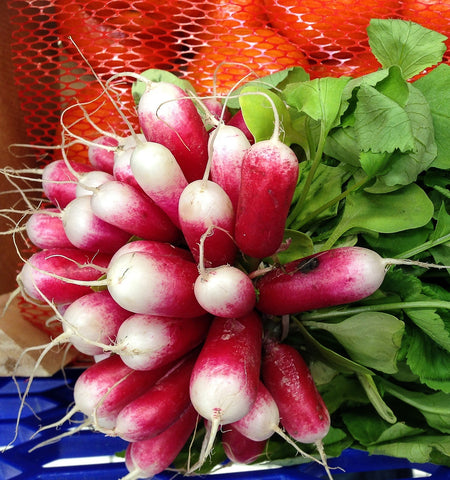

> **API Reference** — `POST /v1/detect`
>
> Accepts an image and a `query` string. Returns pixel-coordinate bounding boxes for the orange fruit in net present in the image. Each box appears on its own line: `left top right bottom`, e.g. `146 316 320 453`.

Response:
186 27 309 96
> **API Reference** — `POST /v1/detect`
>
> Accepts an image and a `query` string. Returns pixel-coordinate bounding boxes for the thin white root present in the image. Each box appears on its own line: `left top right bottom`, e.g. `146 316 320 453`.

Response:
188 417 220 473
272 425 328 468
315 440 334 480
28 421 87 452
385 257 450 270
30 404 80 438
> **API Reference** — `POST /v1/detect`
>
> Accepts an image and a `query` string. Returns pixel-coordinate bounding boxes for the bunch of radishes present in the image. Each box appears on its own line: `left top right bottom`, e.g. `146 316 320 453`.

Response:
9 74 415 480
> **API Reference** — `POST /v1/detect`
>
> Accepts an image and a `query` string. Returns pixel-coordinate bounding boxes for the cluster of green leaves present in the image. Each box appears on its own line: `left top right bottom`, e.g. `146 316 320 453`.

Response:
232 18 450 467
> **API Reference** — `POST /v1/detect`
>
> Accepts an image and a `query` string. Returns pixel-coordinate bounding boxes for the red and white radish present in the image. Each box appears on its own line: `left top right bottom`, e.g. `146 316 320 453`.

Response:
88 134 118 174
234 136 299 259
262 338 332 480
109 239 193 264
123 403 198 480
194 263 256 318
62 195 131 253
42 159 93 208
256 246 389 316
227 109 254 144
18 247 110 305
106 250 205 317
75 169 115 197
113 134 146 191
89 180 180 243
73 355 174 431
114 351 197 441
114 313 211 371
209 124 251 211
178 179 236 267
222 425 266 465
130 140 188 228
188 311 263 471
137 81 209 182
25 208 73 249
62 290 131 356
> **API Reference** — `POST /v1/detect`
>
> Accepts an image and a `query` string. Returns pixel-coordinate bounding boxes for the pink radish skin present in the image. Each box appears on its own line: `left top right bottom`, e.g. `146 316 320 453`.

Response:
18 247 111 304
235 139 299 259
74 355 173 430
256 246 388 316
110 239 193 264
188 311 263 471
62 290 131 356
194 265 256 318
261 339 333 479
114 351 197 441
26 208 73 249
209 124 251 211
124 404 198 480
130 141 188 228
114 313 211 371
262 338 330 440
113 134 146 192
227 109 254 144
231 381 279 442
106 250 205 317
178 180 236 267
42 160 93 208
76 170 115 197
222 425 266 465
62 196 131 253
90 180 180 243
202 97 232 125
138 81 209 182
88 135 118 174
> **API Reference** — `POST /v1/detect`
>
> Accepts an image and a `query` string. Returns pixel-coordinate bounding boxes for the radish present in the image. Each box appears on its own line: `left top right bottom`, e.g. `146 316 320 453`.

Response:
109 239 193 264
256 246 434 316
114 313 211 371
178 179 236 267
42 159 93 208
222 425 266 465
130 140 188 228
209 124 251 211
75 169 115 197
234 137 299 259
28 355 176 450
88 134 118 174
193 230 256 317
17 247 110 305
113 134 147 192
123 403 198 480
106 250 205 317
89 180 180 243
25 208 73 249
137 81 209 182
114 351 197 441
231 380 323 465
73 355 174 431
202 97 232 125
261 338 332 480
62 195 131 253
227 109 255 144
62 290 131 356
188 311 263 471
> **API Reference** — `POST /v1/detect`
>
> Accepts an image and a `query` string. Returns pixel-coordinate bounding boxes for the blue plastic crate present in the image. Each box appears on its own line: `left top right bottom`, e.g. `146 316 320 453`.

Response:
0 369 448 480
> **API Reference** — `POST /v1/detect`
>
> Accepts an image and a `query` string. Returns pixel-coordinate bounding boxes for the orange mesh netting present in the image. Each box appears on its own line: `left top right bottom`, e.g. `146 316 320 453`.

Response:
7 0 449 150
